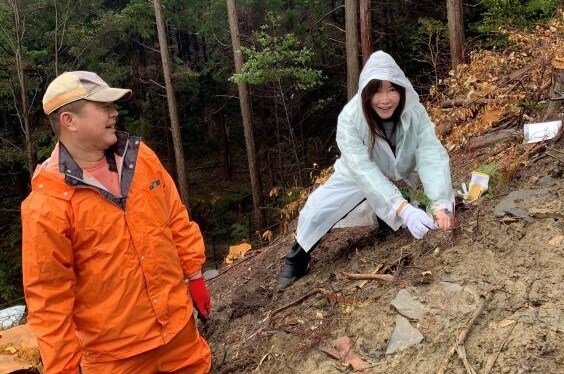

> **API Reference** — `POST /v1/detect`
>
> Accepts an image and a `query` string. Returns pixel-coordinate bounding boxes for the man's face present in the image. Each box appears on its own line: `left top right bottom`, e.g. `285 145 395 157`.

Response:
69 101 119 151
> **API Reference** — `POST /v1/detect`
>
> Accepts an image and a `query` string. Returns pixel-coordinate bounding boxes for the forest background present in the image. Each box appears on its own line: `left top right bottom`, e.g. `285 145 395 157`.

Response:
0 0 560 308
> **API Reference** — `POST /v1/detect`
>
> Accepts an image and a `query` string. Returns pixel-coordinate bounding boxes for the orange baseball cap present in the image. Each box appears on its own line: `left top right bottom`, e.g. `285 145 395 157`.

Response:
42 71 132 115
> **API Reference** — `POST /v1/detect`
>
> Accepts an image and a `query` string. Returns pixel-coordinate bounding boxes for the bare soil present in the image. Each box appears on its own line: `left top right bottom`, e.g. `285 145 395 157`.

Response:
202 135 563 374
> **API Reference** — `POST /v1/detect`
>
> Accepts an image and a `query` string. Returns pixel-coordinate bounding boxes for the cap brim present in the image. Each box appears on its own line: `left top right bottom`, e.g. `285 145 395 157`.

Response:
87 87 132 103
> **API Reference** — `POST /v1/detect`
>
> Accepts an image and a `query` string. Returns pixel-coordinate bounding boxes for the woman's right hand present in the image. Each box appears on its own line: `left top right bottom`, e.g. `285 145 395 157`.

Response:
434 209 454 229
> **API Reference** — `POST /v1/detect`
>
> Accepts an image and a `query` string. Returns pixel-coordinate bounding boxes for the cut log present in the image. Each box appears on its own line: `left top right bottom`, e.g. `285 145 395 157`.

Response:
441 98 490 108
467 129 519 150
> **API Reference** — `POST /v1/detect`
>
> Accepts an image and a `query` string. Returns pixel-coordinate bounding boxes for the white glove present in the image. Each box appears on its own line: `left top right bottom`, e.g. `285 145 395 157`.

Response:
399 205 438 239
456 171 489 203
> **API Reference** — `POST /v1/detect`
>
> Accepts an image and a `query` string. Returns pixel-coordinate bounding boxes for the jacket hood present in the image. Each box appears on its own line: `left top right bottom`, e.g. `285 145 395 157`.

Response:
358 51 419 112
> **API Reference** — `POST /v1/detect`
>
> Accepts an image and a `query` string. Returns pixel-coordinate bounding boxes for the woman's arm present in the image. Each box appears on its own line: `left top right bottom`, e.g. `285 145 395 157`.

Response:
412 104 455 228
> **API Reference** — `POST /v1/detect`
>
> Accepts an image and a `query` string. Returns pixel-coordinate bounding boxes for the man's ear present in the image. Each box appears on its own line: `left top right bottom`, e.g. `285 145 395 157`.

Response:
59 111 78 132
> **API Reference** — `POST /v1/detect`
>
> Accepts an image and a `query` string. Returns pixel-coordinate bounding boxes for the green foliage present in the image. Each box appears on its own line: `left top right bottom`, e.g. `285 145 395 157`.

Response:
483 0 558 31
0 123 26 166
0 218 22 305
230 13 323 91
418 17 448 40
122 115 152 138
399 188 433 212
519 98 547 115
410 17 449 83
207 191 252 243
468 0 559 47
229 222 250 243
476 162 500 176
0 145 25 168
476 162 503 194
120 0 156 39
33 128 56 163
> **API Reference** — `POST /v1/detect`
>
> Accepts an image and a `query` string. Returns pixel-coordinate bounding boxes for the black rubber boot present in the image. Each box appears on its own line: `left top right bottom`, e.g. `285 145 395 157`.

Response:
277 242 311 289
375 216 392 239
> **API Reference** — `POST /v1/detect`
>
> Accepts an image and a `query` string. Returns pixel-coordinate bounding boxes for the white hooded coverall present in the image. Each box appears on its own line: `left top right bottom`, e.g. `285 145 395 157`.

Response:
296 51 454 252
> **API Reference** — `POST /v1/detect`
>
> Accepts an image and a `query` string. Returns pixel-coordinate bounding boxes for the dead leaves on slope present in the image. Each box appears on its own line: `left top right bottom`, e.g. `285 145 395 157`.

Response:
428 19 563 151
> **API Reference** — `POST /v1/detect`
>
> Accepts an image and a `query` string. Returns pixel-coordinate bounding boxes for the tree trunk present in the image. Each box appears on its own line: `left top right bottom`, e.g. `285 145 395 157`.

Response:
219 113 232 182
345 0 359 99
11 0 35 180
227 0 265 231
54 0 59 76
153 0 190 203
446 0 466 69
359 0 372 65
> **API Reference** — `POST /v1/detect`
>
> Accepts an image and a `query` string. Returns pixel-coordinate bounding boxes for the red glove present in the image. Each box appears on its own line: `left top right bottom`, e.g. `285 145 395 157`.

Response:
188 277 211 321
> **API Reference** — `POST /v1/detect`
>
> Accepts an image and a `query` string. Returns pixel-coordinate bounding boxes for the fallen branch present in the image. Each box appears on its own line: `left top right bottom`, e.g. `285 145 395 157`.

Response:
253 351 270 372
437 290 495 374
546 146 564 155
355 264 383 289
209 243 278 284
483 317 520 374
245 311 273 341
498 57 547 85
458 291 494 344
341 272 395 282
546 150 564 163
456 344 477 374
270 288 326 317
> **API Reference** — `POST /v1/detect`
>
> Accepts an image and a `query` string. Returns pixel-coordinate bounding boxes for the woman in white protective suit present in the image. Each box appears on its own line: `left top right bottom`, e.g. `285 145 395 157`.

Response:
277 51 455 289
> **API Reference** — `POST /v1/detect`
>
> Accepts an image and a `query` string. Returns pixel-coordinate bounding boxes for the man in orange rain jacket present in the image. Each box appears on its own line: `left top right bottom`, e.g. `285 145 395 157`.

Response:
21 71 212 373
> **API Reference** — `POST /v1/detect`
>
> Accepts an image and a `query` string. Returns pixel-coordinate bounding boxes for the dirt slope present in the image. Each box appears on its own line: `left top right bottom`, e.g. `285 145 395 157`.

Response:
202 20 563 374
203 145 562 373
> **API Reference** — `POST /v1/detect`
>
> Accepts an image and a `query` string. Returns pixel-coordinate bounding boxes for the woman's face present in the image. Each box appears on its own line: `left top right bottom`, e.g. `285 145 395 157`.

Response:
370 81 401 120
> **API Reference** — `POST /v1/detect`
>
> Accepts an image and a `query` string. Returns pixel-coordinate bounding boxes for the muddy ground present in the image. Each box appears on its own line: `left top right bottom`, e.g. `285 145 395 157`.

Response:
202 134 563 374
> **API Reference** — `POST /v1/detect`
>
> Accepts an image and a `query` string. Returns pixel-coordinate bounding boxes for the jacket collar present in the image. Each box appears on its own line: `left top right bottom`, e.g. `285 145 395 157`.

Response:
58 131 133 187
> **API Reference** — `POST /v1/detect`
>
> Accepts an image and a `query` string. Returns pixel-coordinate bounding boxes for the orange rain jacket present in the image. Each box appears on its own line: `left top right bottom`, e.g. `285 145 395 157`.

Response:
22 132 207 374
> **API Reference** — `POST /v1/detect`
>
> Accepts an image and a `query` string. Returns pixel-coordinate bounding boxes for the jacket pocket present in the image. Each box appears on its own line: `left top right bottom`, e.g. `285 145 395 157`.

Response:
141 171 170 226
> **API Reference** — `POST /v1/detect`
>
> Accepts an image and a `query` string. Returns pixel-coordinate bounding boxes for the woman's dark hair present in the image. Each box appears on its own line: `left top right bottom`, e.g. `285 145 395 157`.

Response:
361 79 406 159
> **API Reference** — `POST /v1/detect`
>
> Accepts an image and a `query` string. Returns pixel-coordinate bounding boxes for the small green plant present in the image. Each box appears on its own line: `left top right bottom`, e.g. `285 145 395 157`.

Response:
475 162 503 195
475 162 500 176
519 99 547 116
399 187 433 212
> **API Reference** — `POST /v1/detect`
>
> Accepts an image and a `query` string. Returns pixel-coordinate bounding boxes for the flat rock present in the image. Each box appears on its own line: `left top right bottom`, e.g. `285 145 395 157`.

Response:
385 315 424 355
391 289 427 321
494 188 550 220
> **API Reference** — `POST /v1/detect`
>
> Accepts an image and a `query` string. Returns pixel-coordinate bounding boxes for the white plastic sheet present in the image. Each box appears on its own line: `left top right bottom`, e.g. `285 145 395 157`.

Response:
523 120 562 143
0 305 26 329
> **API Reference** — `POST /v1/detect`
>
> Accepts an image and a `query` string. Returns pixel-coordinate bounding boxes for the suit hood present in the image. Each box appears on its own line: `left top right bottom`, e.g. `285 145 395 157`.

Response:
358 51 419 112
